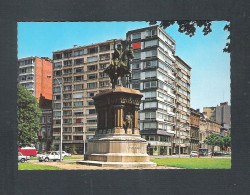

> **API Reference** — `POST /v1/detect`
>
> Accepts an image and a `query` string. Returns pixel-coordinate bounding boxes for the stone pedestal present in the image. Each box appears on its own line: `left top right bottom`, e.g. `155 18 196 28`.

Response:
78 87 156 168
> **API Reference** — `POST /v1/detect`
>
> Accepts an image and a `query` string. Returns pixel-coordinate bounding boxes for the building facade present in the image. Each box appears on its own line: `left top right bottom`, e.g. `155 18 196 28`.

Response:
190 108 200 151
52 40 123 154
126 26 177 155
173 56 191 154
216 102 231 129
203 106 216 121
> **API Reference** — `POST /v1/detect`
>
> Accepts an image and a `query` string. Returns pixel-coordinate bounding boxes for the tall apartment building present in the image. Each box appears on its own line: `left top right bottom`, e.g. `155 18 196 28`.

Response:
18 57 53 152
18 56 53 101
216 102 231 129
52 40 123 154
174 56 191 154
126 26 177 156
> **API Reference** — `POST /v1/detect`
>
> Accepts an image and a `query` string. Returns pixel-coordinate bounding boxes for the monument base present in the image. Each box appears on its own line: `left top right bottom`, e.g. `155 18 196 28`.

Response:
77 160 157 168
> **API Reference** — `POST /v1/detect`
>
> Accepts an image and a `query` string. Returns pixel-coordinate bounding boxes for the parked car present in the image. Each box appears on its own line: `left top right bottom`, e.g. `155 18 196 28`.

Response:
39 151 63 162
18 152 30 163
190 151 198 157
55 151 71 157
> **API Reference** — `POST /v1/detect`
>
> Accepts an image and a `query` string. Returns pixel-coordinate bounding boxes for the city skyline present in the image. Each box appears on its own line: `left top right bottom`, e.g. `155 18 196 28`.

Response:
18 21 230 110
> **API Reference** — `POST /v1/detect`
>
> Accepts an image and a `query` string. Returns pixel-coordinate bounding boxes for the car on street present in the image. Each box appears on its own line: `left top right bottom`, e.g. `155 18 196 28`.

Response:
55 151 71 157
18 152 30 163
39 151 63 162
190 151 198 157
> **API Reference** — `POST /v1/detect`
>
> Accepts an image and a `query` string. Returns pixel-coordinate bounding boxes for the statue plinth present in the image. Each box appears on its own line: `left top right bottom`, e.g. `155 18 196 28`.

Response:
78 86 156 168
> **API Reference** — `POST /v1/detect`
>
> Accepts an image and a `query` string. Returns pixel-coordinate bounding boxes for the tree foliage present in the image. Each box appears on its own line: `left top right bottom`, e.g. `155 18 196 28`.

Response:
17 84 42 147
148 20 230 53
204 133 231 152
223 135 231 148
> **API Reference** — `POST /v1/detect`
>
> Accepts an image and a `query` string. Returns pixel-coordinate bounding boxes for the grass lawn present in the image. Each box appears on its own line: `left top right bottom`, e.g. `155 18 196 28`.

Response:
18 163 65 170
64 156 83 160
151 158 231 169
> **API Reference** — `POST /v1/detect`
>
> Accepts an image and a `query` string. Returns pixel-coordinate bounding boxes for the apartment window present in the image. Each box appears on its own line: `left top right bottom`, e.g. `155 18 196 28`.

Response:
53 78 62 85
64 69 72 75
74 67 84 73
53 53 62 60
99 81 109 87
144 122 157 129
74 110 83 116
54 70 62 76
64 86 72 92
74 101 83 107
87 128 96 132
100 54 110 61
132 72 140 80
47 127 51 138
74 127 83 132
74 58 84 65
144 102 157 109
145 112 156 119
132 83 140 90
64 52 72 58
144 60 157 68
87 56 98 63
132 33 141 40
74 136 83 140
144 91 156 99
74 50 84 57
53 95 61 100
53 111 61 117
64 60 72 66
132 63 140 70
41 116 46 124
47 116 51 123
146 29 157 37
99 72 108 78
134 52 141 60
159 40 172 55
73 93 84 99
87 91 97 97
54 120 61 125
87 109 96 115
63 77 72 83
87 101 94 106
63 110 72 116
54 62 62 68
99 44 110 52
63 127 72 133
63 102 72 108
87 118 97 123
74 84 83 91
159 51 172 65
87 74 97 80
53 87 61 93
74 76 84 82
99 63 108 70
145 50 157 58
145 39 158 48
53 103 61 109
87 82 97 89
63 94 72 100
144 81 157 89
87 65 97 71
87 47 98 54
145 70 156 78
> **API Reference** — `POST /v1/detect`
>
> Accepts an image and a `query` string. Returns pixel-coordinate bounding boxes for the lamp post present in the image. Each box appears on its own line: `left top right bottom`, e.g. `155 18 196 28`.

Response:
48 75 63 162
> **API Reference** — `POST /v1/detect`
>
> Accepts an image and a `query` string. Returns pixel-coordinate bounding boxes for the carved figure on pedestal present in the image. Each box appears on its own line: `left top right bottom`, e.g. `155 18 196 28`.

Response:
123 114 133 134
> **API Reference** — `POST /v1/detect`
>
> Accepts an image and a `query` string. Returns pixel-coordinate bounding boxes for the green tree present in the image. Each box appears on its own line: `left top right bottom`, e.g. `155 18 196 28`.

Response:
148 20 230 53
223 135 231 150
17 84 42 147
204 133 222 154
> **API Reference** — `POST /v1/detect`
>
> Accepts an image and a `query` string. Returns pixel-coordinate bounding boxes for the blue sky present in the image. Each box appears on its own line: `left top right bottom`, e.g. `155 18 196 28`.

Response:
18 22 230 110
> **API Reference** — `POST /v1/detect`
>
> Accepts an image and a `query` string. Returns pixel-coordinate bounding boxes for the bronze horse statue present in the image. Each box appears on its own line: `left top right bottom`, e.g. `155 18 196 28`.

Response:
104 46 134 88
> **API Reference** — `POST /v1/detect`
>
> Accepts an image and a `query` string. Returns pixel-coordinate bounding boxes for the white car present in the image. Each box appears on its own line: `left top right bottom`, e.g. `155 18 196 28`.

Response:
39 151 63 162
56 151 71 157
190 151 198 157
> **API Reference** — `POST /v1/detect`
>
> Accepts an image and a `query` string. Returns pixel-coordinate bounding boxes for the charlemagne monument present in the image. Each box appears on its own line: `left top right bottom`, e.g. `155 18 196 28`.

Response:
78 40 156 167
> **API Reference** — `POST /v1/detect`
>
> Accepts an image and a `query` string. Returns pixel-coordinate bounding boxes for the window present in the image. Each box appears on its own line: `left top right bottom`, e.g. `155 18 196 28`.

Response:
53 78 62 85
87 74 97 80
144 102 157 109
159 51 172 65
146 29 157 37
144 60 157 68
145 70 156 78
47 116 51 123
64 60 72 66
99 63 108 70
63 77 72 83
132 72 140 79
74 76 84 82
87 56 98 63
144 91 156 99
132 63 140 70
53 70 61 76
87 91 97 97
63 127 72 133
63 94 72 100
132 83 140 90
87 101 94 106
87 47 98 54
53 111 61 117
41 116 45 124
74 50 84 56
53 87 60 93
87 82 97 89
144 122 157 129
53 103 61 109
53 95 61 100
87 118 97 123
100 54 110 61
99 81 109 87
73 93 84 99
74 58 84 65
87 109 96 115
87 65 97 71
64 69 72 74
145 50 157 58
64 110 72 116
99 72 108 78
74 67 84 73
64 52 72 58
64 86 72 92
145 112 156 119
99 44 110 52
63 102 72 108
132 33 141 40
74 84 83 91
144 81 157 89
53 53 62 60
74 101 83 107
74 127 83 132
134 52 141 59
145 39 158 48
53 62 62 69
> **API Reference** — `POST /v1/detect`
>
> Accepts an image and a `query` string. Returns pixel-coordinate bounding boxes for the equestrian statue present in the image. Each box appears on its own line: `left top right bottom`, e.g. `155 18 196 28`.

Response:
104 40 134 88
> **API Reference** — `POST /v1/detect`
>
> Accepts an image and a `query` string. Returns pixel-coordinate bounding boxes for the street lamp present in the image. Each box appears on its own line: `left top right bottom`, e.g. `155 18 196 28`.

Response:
48 75 63 162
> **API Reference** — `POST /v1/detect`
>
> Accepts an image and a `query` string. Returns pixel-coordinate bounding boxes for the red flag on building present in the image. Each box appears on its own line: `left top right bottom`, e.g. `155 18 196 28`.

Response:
132 42 141 49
